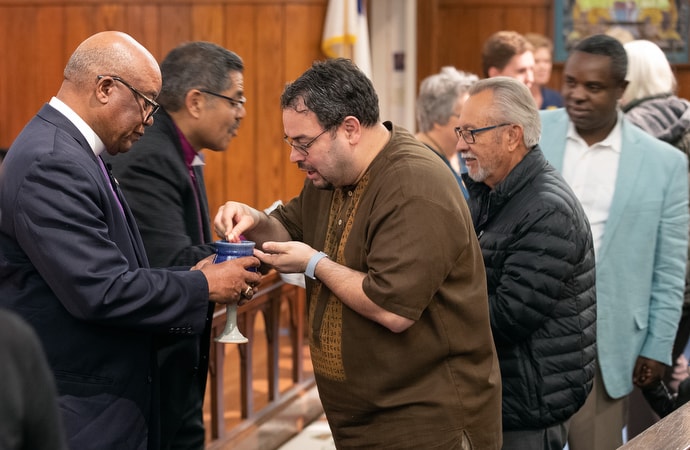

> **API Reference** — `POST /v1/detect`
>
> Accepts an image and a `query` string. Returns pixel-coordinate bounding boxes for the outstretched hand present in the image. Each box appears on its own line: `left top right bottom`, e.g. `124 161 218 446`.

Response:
214 201 258 243
255 241 318 274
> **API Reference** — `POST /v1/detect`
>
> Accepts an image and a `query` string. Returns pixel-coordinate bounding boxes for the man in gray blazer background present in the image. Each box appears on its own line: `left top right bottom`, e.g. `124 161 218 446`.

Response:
539 34 688 449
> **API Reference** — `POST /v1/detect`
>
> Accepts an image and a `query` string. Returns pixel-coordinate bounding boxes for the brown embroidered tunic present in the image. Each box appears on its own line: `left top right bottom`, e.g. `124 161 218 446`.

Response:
271 122 502 449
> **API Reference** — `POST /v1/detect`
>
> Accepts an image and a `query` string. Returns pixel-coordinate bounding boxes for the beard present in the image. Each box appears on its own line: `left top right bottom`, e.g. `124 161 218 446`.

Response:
460 151 488 184
466 164 489 184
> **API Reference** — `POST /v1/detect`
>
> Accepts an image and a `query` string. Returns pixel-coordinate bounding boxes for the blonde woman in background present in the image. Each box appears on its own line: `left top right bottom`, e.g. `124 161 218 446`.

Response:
525 33 563 110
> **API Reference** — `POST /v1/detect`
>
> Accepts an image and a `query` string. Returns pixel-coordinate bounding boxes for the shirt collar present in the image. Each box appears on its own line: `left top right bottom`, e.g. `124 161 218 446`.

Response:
174 123 204 168
566 110 624 153
49 97 107 156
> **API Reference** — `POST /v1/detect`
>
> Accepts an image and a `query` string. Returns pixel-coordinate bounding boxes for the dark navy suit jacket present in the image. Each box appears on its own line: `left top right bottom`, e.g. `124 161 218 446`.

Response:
0 104 210 449
106 110 217 443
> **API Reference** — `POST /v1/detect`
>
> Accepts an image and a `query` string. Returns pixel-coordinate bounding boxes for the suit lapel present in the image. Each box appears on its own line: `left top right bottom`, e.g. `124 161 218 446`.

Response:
41 104 150 268
540 111 643 263
110 172 149 268
596 122 644 262
192 164 212 242
539 110 569 171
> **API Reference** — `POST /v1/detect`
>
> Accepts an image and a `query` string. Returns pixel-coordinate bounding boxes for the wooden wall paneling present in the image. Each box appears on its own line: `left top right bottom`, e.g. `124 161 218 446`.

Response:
259 1 331 211
63 5 99 57
125 5 161 58
530 1 554 36
222 3 258 214
0 6 17 145
5 6 44 145
479 7 518 34
504 9 539 34
436 4 485 78
212 3 259 215
35 7 65 113
0 8 7 146
416 0 440 93
421 0 558 95
281 6 329 112
159 3 192 60
94 3 126 31
192 5 226 50
470 7 514 43
253 3 287 212
190 4 233 219
280 2 328 204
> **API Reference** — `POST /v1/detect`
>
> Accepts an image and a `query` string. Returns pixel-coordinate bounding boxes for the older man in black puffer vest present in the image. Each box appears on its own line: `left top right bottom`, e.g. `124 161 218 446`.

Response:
457 76 596 450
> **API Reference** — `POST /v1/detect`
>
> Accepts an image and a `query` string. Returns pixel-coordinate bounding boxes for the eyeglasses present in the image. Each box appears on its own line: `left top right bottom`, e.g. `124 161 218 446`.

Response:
97 75 160 122
284 128 329 156
454 123 511 144
199 90 246 110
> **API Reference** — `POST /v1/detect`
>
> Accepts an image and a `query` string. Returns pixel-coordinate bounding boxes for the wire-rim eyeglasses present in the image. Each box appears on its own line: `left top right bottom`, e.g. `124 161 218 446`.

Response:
283 128 330 156
454 123 512 144
97 75 160 122
199 89 246 110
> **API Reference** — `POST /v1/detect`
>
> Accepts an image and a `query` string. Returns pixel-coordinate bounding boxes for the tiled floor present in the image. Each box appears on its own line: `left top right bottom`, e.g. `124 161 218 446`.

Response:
219 382 329 450
277 413 335 450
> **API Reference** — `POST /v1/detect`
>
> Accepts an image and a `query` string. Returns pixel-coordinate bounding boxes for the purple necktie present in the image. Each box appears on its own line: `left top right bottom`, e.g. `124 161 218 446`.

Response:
97 156 125 217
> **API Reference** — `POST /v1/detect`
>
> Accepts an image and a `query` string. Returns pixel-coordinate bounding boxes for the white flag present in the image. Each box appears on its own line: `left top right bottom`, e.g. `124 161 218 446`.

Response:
322 0 372 79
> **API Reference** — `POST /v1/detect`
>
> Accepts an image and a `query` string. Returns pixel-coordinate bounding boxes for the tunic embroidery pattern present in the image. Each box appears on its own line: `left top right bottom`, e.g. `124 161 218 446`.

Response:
309 173 370 382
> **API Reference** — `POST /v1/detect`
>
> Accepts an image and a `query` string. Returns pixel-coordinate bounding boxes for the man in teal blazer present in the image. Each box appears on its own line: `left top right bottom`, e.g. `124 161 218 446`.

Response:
539 34 688 450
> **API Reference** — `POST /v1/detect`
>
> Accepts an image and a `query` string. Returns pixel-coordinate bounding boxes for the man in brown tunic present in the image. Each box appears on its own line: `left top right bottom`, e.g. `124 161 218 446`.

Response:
214 58 502 449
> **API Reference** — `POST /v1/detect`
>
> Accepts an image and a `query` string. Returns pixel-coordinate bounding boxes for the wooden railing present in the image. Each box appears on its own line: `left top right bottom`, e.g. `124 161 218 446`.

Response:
206 271 316 449
619 400 690 449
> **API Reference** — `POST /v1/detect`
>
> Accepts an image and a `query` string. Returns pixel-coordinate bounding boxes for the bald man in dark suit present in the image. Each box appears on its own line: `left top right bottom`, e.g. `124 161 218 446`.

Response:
0 31 261 450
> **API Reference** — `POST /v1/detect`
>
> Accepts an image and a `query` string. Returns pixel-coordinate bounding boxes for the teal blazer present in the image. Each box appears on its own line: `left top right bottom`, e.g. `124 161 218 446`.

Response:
539 108 688 399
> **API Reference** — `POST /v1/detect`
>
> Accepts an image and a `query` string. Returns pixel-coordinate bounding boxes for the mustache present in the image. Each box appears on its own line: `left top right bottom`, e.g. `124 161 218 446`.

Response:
297 162 315 171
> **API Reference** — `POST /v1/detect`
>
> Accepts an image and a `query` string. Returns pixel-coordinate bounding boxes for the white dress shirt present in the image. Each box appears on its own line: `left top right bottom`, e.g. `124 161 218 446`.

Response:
562 112 623 259
49 96 106 157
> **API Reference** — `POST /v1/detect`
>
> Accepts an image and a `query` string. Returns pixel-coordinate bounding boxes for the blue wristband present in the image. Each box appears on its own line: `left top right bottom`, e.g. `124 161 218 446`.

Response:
305 251 328 280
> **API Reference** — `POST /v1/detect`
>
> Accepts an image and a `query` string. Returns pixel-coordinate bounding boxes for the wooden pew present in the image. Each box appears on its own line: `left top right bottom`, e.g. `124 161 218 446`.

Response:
619 400 690 449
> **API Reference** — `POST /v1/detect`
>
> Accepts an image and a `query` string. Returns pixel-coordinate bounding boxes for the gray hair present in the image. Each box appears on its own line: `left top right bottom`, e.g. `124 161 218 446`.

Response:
157 41 244 111
468 77 541 147
416 66 479 132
